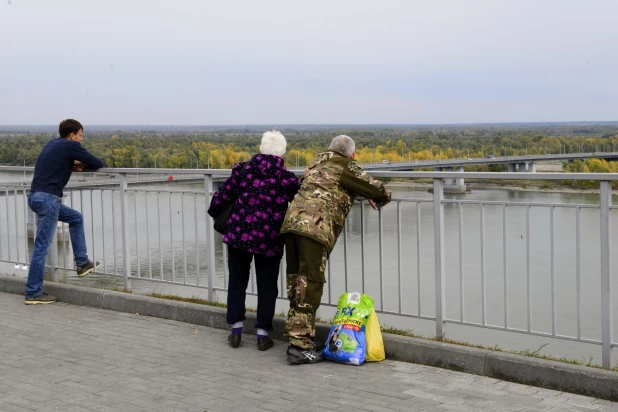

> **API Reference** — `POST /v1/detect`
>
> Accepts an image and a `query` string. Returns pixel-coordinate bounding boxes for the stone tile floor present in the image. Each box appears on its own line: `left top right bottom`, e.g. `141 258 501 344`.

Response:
1 292 616 412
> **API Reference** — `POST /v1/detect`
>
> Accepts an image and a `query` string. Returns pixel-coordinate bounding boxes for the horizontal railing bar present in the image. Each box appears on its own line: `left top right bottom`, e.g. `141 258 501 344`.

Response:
0 166 235 177
0 186 28 191
72 271 212 289
444 319 602 345
368 171 617 181
442 199 601 209
128 188 207 195
2 166 617 181
0 259 30 266
1 185 601 210
66 187 216 196
365 197 432 204
392 198 433 202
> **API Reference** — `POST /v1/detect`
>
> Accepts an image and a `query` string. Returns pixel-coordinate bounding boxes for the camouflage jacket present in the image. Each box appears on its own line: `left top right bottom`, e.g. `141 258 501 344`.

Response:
280 150 392 253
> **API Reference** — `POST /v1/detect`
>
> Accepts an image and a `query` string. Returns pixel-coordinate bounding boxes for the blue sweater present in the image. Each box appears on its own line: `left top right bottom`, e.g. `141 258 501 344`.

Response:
30 138 104 197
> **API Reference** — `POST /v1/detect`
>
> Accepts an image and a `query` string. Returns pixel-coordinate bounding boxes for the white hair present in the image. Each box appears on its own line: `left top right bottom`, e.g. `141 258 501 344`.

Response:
260 130 287 157
329 135 356 158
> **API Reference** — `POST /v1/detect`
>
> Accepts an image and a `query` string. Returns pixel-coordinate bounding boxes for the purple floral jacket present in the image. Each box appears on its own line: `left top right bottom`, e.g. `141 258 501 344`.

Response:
207 154 300 258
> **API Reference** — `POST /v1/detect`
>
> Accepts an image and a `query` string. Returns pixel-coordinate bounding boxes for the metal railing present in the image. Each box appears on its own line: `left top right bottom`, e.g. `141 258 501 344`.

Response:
0 166 615 369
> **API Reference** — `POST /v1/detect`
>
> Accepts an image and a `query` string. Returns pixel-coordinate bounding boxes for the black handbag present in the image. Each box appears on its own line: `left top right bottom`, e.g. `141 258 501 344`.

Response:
213 161 249 234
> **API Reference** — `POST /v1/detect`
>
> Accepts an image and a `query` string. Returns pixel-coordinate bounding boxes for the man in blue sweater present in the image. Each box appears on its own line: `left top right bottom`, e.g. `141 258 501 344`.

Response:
25 119 104 305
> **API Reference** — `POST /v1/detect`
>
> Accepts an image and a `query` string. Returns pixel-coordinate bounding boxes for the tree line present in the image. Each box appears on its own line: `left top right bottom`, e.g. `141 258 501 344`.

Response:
1 125 617 170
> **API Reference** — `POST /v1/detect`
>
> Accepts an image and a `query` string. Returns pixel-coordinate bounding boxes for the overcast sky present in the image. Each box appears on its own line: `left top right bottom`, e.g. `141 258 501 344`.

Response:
1 0 617 125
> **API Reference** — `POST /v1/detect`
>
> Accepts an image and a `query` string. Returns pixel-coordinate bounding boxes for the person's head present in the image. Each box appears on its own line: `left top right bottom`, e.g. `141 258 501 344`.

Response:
329 135 355 159
59 119 83 142
260 130 287 157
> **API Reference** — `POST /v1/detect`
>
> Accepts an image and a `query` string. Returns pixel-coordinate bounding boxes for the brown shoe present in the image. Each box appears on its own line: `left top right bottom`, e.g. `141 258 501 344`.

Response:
76 261 99 277
25 293 58 305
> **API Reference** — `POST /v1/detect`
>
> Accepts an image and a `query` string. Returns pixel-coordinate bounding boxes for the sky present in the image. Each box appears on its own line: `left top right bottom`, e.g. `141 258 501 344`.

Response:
1 0 617 125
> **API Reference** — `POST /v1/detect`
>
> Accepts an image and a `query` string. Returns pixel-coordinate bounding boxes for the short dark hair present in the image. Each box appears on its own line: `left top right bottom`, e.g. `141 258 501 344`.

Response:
59 119 83 138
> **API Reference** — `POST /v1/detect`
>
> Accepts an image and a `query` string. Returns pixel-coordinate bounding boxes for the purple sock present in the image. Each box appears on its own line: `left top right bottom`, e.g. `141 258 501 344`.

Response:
231 327 242 335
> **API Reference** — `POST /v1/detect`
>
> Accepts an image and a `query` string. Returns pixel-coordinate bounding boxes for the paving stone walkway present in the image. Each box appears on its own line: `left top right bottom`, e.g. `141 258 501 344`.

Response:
1 292 617 412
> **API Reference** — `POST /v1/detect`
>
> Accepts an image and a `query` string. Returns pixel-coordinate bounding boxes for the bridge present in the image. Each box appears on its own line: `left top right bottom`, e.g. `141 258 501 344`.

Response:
363 152 618 193
1 166 618 408
363 152 618 171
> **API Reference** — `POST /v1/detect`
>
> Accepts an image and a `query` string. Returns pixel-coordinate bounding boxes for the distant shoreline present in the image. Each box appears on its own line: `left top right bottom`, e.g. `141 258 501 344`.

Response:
1 121 618 134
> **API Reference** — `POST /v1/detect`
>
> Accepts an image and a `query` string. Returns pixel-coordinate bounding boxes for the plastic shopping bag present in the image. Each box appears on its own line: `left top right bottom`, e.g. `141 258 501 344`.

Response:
365 308 385 362
323 292 374 365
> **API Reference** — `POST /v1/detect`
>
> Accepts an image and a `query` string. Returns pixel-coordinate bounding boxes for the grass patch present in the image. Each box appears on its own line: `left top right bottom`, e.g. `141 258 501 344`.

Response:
104 287 132 293
145 292 261 312
378 325 606 369
92 279 132 293
380 324 423 338
146 292 226 308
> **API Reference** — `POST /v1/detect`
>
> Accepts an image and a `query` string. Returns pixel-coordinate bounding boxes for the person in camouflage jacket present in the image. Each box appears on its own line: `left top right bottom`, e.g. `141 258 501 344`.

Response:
280 135 392 364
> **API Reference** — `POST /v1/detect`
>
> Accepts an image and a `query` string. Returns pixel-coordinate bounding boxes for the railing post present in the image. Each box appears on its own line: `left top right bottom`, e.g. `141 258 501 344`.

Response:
600 180 614 369
50 229 59 282
433 178 446 338
119 173 131 291
204 174 216 302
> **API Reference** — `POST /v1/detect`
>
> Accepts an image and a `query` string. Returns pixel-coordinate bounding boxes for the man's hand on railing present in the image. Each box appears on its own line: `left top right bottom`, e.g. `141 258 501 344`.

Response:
369 199 391 210
368 200 381 210
73 160 86 172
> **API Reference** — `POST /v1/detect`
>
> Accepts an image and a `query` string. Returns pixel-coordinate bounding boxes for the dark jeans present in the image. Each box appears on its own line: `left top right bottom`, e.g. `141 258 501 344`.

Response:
226 246 281 331
26 191 90 299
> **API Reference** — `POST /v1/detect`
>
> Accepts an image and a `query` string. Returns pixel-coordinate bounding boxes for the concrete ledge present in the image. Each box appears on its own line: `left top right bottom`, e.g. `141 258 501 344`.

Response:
175 301 226 329
47 282 106 308
0 275 27 295
1 275 617 401
383 333 487 375
486 351 618 401
102 292 153 316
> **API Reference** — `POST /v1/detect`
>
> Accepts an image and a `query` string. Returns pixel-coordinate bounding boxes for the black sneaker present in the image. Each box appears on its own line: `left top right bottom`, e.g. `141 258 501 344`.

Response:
286 345 324 364
257 336 274 351
76 261 99 277
25 293 58 305
228 332 241 348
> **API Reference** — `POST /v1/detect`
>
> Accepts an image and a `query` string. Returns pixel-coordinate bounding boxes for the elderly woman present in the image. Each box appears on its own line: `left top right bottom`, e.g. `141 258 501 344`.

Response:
208 131 301 351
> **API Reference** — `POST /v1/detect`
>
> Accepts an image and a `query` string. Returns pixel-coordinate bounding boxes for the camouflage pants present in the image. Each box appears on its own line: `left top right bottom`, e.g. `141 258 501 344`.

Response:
284 234 327 349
